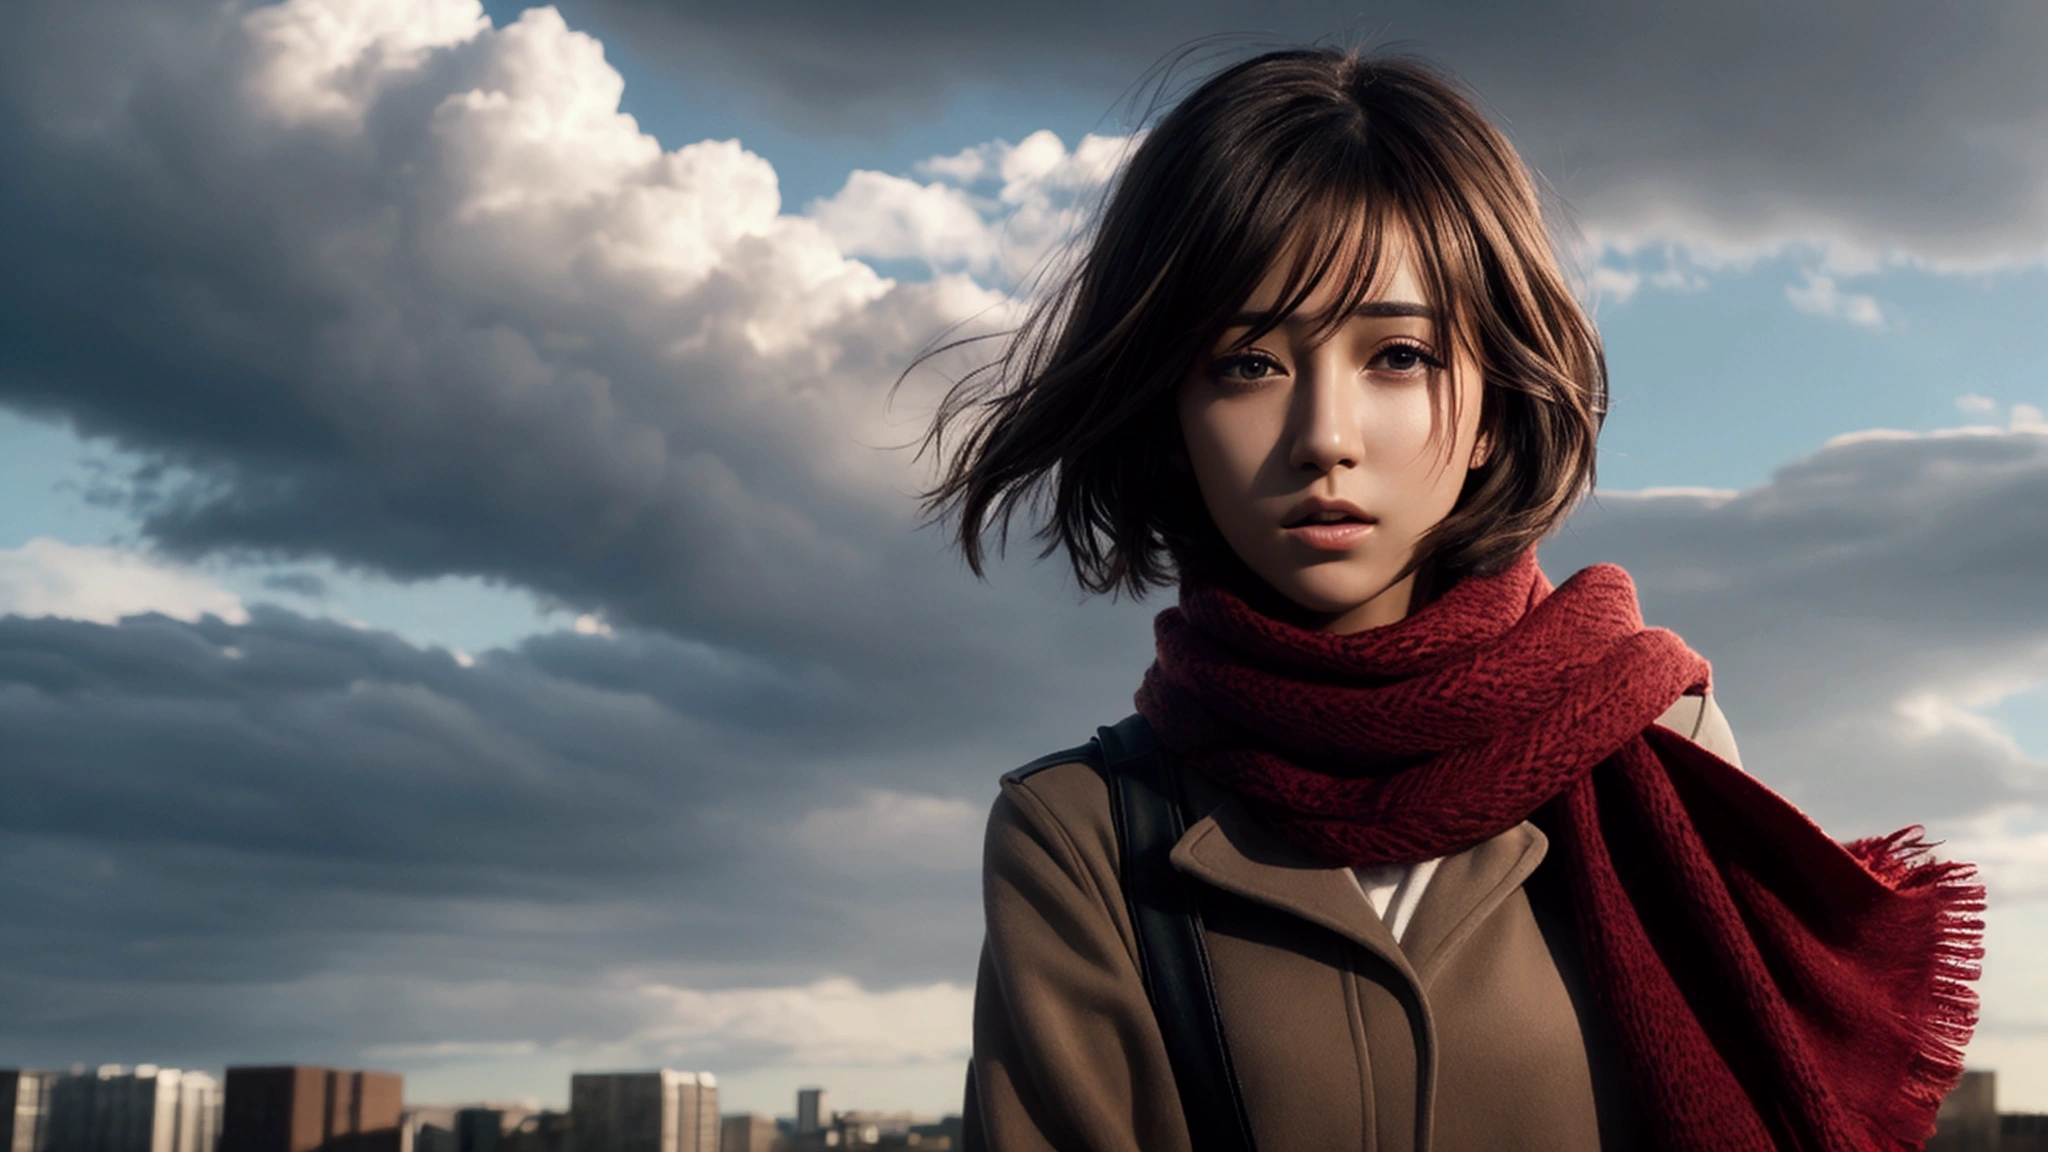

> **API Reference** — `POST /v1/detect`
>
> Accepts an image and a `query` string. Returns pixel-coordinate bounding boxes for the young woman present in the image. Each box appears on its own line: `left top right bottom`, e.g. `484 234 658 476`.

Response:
926 49 1982 1152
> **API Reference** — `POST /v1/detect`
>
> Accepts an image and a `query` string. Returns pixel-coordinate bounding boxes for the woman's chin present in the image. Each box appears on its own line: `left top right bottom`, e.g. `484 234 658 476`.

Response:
1265 568 1408 627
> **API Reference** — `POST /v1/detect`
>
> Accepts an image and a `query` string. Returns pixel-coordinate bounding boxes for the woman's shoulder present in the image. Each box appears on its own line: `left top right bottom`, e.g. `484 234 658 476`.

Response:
991 725 1225 854
998 748 1111 820
1653 690 1743 767
983 748 1137 956
989 746 1121 879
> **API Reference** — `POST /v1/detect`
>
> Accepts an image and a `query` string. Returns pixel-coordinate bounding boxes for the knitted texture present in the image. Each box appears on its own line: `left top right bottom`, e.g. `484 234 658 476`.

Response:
1135 551 1983 1150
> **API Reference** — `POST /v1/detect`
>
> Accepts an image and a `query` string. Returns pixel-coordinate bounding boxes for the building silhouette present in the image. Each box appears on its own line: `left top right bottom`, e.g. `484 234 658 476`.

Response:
498 1113 564 1152
2010 1115 2048 1152
396 1108 453 1152
791 1093 823 1140
3 1072 61 1152
566 1073 714 1152
399 1100 541 1152
38 1067 219 1152
451 1105 542 1152
711 1116 773 1152
220 1068 400 1152
1929 1070 2048 1152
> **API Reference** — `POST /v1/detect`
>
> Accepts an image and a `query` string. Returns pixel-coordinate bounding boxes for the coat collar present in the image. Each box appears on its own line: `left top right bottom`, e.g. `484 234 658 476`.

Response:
1168 792 1549 986
1398 821 1548 984
1170 794 1418 980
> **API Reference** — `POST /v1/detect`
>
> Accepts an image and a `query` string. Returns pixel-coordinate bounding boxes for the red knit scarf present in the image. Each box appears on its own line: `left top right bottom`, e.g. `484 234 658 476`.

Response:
1134 550 1983 1151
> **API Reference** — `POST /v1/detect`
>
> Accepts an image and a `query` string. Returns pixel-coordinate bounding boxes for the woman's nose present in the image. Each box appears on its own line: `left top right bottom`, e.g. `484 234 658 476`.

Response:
1286 358 1362 475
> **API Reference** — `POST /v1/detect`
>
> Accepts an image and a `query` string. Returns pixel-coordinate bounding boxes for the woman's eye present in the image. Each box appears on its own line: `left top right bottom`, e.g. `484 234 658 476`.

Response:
1210 353 1283 384
1373 343 1442 374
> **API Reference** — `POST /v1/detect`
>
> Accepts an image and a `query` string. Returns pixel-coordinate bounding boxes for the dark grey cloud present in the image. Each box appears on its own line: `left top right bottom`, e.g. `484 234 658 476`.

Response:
0 603 1047 1075
582 0 2048 264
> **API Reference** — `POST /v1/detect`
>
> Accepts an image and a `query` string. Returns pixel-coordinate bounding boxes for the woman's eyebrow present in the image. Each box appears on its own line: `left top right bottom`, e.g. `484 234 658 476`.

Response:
1352 301 1435 319
1225 301 1437 326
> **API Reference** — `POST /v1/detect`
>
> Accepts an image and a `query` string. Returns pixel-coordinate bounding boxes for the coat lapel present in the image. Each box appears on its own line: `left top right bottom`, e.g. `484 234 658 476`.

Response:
1169 796 1550 987
1169 796 1420 985
1396 822 1548 985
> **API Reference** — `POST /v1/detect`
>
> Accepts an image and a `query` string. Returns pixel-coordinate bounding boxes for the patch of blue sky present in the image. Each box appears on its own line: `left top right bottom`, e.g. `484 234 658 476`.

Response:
0 409 138 546
1593 256 2048 492
1985 681 2048 763
848 255 966 285
210 562 579 658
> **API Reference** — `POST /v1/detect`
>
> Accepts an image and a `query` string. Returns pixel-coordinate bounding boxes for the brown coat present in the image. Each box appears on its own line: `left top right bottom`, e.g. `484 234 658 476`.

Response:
966 694 1742 1152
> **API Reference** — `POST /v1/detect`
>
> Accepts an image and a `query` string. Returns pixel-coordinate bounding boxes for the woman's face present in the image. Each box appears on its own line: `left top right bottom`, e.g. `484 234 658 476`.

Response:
1177 234 1486 633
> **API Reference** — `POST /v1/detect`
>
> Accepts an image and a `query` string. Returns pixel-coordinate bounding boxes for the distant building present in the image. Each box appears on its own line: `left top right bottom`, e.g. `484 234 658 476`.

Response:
397 1109 453 1152
169 1076 221 1152
792 1093 824 1139
2009 1113 2048 1152
829 1113 954 1151
450 1112 495 1152
400 1101 535 1152
712 1116 773 1152
41 1066 219 1152
1932 1070 2000 1152
1928 1069 2048 1152
829 1113 905 1149
907 1118 960 1151
567 1073 716 1152
220 1068 401 1152
451 1107 541 1152
499 1113 564 1152
3 1071 62 1152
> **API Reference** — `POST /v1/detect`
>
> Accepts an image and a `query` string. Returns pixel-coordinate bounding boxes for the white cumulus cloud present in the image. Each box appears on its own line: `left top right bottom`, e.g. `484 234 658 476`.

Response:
242 0 489 128
0 538 247 624
808 171 1002 274
794 789 983 873
1784 268 1885 327
812 129 1136 287
1589 264 1641 304
635 976 972 1068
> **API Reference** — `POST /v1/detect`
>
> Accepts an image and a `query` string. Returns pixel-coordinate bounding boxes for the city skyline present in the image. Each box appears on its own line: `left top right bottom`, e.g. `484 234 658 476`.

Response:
2 1065 957 1152
2 1067 940 1129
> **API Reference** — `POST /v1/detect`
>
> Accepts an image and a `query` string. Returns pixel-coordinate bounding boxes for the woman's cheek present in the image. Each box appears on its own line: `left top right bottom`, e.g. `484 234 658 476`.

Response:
1186 400 1276 528
1358 383 1440 470
1368 389 1469 516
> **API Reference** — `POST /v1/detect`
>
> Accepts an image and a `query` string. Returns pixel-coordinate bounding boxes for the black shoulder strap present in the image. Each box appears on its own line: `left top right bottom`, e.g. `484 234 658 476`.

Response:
1001 742 1096 785
1098 714 1258 1152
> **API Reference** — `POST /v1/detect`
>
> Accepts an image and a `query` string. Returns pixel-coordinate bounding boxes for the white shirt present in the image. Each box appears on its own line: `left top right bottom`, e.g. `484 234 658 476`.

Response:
1351 857 1442 942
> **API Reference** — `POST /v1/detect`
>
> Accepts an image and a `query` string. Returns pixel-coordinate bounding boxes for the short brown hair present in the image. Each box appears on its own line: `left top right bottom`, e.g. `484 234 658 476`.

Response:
921 48 1606 598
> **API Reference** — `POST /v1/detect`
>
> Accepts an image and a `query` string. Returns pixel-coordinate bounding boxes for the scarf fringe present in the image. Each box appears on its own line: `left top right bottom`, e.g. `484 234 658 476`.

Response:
1845 827 1987 1147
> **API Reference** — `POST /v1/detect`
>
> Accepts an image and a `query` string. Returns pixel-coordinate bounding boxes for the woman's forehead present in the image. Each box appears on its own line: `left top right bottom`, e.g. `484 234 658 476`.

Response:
1235 227 1436 323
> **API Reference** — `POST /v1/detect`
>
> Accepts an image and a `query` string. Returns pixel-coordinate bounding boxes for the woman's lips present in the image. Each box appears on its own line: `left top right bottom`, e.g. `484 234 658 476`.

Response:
1284 520 1375 550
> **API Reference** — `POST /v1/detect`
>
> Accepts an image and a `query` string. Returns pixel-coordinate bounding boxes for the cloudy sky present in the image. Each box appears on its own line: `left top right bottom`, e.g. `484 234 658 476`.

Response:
2 0 2046 1120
